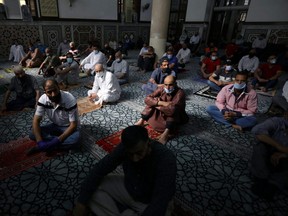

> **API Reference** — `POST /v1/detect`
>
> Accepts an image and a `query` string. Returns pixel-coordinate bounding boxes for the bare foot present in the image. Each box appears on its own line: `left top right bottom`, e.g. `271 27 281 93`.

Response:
232 124 243 132
135 119 145 126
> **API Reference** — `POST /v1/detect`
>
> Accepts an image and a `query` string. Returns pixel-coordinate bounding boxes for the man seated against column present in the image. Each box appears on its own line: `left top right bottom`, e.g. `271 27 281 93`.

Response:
28 79 80 155
176 42 191 69
37 47 61 77
200 51 221 79
1 65 40 112
79 41 106 76
108 51 129 85
135 75 188 144
206 71 258 131
142 58 176 95
250 115 288 200
55 52 80 89
73 125 176 216
9 39 26 63
207 59 237 92
189 32 201 56
137 42 149 70
251 54 282 92
237 48 259 76
87 64 121 106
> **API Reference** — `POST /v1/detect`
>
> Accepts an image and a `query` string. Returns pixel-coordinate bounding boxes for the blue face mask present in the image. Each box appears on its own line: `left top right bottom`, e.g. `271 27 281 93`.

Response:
234 83 246 90
164 87 174 94
167 54 172 59
67 58 73 63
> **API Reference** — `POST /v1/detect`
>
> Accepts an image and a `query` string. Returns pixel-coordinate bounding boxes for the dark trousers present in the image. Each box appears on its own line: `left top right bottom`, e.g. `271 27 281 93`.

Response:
7 96 35 111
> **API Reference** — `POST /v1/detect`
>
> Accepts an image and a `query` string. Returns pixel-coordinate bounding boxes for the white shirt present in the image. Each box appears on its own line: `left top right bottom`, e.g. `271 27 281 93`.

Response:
176 48 191 63
9 44 26 63
36 91 78 127
282 81 288 102
88 71 121 103
252 38 267 49
238 55 259 73
139 47 148 56
80 51 106 70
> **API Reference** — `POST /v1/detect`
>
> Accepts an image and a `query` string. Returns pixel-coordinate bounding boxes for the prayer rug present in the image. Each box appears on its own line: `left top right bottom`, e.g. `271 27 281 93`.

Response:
59 83 81 91
77 97 103 116
0 137 51 180
4 68 13 73
194 85 217 99
255 88 276 97
95 125 162 153
79 72 88 78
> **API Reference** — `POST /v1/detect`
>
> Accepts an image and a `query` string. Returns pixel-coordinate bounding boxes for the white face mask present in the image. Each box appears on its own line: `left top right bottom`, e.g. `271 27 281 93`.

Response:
116 58 121 62
164 87 174 94
225 65 232 71
94 50 99 55
211 56 217 61
96 71 104 78
167 54 172 59
270 59 276 64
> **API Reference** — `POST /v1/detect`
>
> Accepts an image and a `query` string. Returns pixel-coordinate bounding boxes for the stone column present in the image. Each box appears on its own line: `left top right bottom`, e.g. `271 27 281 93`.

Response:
149 0 171 59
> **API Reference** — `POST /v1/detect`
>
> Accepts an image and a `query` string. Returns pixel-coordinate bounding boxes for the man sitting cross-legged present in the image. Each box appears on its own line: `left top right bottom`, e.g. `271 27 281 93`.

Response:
73 125 177 216
135 75 189 144
87 64 121 106
142 57 176 95
206 71 258 131
28 79 80 154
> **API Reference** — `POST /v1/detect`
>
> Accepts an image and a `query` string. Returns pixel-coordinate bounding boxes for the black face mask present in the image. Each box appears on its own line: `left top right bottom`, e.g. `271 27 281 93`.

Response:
48 93 61 103
183 48 187 50
249 53 255 58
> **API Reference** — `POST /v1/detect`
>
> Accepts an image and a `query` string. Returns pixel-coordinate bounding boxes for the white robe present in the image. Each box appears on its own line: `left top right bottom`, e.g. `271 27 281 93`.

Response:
9 45 26 63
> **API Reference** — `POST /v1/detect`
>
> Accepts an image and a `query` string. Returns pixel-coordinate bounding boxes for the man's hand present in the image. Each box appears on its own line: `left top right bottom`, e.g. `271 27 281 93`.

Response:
37 137 61 150
217 80 223 86
73 203 89 216
270 152 287 166
158 101 172 107
277 145 288 154
88 93 97 102
223 111 236 120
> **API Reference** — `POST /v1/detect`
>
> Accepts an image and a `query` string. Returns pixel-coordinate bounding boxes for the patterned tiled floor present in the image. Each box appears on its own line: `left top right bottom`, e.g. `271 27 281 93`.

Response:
1 51 287 216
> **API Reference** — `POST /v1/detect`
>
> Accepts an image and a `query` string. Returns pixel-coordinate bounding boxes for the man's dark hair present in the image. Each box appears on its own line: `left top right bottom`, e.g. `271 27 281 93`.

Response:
236 71 249 80
160 57 169 65
42 79 59 89
121 126 149 149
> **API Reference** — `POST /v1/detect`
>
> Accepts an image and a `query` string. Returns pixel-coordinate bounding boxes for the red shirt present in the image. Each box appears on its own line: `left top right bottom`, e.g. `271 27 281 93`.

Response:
203 58 221 74
259 63 282 79
225 43 238 57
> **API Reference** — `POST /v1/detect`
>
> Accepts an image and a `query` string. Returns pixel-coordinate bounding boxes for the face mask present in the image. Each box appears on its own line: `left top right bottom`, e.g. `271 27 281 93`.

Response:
167 54 172 59
67 58 73 63
211 56 217 61
270 59 276 64
94 50 99 54
183 48 187 50
96 71 104 78
48 93 61 103
116 58 121 63
164 87 174 94
234 83 246 90
225 65 232 71
249 53 255 58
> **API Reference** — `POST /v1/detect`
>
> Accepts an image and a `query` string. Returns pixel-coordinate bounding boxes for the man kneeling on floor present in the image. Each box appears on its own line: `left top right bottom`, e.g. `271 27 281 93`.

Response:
28 79 80 154
73 125 177 216
135 75 189 144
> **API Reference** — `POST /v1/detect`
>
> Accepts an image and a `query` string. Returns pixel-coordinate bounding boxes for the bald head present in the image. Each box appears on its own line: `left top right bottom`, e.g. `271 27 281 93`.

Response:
94 64 104 73
12 65 25 78
164 75 177 93
164 75 176 84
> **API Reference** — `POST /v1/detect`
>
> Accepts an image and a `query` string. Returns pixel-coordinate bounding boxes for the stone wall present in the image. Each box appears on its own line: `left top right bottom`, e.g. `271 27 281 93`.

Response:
0 21 150 59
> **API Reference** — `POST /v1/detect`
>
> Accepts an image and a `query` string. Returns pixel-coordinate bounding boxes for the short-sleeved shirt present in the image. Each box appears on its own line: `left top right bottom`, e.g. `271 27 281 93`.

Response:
259 63 282 80
36 91 78 127
212 68 237 82
151 68 176 84
252 117 288 147
61 60 80 84
9 74 39 99
203 58 221 74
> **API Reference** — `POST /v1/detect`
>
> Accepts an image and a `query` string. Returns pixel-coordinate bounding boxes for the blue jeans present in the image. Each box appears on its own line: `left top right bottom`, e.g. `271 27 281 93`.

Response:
251 78 277 90
207 80 221 92
206 105 257 129
29 123 80 148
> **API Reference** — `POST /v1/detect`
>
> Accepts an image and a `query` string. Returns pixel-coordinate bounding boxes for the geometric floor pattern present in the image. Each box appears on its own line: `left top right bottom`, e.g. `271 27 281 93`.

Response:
1 52 287 215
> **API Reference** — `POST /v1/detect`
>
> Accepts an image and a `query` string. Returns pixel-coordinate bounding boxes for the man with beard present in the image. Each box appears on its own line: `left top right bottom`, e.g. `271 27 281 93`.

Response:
206 72 258 131
1 65 40 112
141 58 176 95
73 125 176 216
28 79 80 154
136 75 188 144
